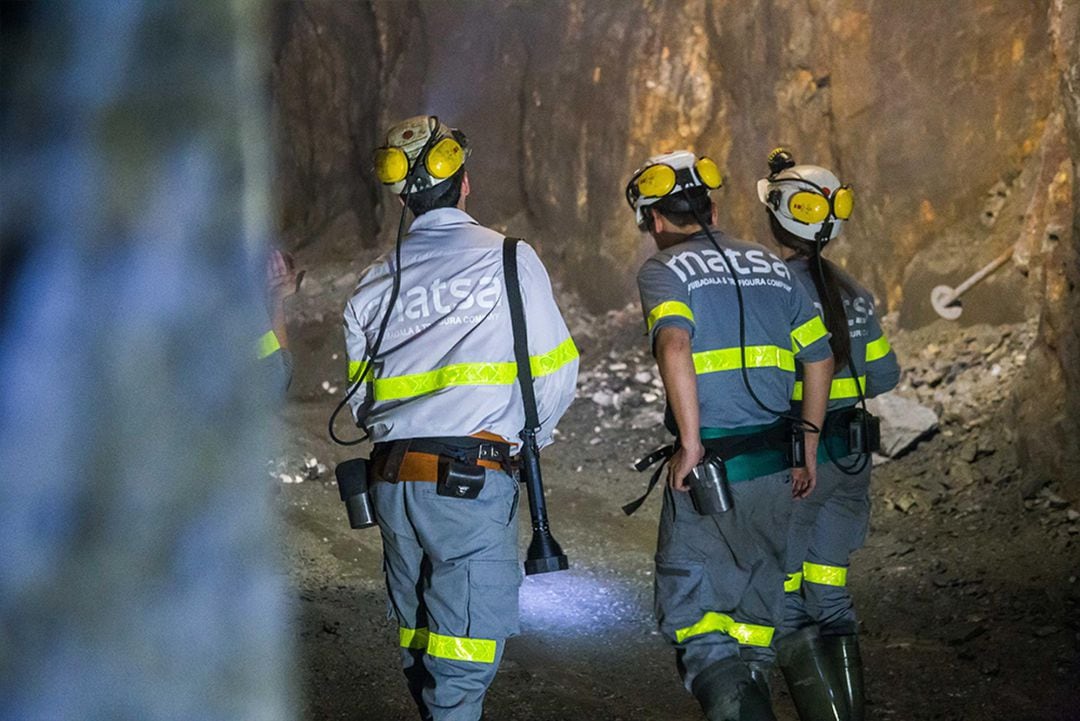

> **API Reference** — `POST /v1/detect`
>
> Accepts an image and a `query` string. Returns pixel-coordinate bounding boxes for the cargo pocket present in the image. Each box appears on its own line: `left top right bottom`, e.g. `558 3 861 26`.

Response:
654 560 705 642
467 559 523 639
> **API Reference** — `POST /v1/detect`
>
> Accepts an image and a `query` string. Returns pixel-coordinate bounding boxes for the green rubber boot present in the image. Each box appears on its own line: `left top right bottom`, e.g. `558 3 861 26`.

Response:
776 626 844 721
820 633 865 721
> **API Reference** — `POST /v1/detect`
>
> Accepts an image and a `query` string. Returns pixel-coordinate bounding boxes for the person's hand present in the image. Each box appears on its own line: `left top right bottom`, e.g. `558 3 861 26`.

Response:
667 442 705 492
791 456 817 499
266 249 300 303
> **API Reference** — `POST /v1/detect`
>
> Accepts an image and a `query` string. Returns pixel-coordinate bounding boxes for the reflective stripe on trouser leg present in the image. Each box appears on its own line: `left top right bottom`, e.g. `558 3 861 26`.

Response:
407 470 522 721
803 458 871 636
784 572 803 592
675 612 775 647
654 471 793 692
803 562 847 587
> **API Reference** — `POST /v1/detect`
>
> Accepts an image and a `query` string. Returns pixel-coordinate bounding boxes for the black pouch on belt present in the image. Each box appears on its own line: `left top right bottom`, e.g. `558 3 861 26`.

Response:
845 407 881 455
437 458 486 499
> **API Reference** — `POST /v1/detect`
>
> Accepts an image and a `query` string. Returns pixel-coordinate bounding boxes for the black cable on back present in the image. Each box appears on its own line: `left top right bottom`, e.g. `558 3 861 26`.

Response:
328 118 440 446
685 193 819 436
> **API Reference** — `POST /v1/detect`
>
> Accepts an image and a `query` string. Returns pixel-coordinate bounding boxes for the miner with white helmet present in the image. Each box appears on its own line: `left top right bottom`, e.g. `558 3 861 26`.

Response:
342 115 578 721
760 149 900 721
625 150 834 720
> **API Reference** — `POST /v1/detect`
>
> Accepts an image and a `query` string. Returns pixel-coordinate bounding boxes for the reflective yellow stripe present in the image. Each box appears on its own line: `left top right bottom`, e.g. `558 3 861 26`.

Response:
399 626 429 650
865 335 891 363
426 632 497 664
791 315 829 350
792 375 866 401
674 612 774 647
529 336 579 377
693 345 795 375
803 562 847 587
348 359 372 384
375 361 517 400
349 337 577 400
784 572 803 593
647 301 695 332
257 330 280 359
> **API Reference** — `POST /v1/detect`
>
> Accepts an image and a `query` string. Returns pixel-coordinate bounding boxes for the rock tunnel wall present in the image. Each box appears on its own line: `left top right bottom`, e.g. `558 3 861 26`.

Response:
272 1 1080 491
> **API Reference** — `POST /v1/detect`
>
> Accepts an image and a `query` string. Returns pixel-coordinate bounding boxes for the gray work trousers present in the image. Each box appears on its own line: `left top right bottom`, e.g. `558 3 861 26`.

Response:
371 469 522 721
654 470 793 691
779 456 871 638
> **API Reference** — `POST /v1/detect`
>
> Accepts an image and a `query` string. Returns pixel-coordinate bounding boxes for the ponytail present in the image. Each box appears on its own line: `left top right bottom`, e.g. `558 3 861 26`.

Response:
810 250 853 371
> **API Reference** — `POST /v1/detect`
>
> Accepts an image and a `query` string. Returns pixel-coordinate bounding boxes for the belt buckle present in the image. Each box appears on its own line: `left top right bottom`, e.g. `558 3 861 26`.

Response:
477 444 501 462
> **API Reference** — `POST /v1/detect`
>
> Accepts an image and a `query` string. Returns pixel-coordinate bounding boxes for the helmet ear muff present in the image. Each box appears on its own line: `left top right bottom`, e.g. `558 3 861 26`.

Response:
424 136 466 180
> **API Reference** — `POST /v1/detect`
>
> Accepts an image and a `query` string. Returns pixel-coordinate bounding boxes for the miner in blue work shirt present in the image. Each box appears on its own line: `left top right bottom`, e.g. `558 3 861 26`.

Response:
625 150 834 721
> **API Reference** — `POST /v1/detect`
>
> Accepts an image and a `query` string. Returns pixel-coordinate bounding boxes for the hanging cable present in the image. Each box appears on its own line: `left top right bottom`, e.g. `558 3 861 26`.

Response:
685 193 819 437
328 118 441 446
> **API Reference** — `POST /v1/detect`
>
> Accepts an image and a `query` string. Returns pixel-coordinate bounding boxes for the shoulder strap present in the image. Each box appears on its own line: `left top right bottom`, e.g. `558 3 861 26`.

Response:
502 237 540 432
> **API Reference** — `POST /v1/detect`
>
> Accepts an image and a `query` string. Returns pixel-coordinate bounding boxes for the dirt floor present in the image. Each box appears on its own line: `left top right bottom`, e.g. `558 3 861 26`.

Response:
273 271 1079 721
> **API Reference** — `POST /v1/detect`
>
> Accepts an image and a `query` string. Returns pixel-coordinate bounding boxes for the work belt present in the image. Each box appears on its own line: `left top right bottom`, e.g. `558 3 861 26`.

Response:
623 421 793 516
372 433 515 483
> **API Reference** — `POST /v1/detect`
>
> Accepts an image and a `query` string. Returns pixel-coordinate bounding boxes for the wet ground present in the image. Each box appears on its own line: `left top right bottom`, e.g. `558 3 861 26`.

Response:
276 309 1079 721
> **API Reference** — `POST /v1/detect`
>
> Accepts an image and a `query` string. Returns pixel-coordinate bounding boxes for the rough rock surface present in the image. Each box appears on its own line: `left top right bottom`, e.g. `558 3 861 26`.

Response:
272 0 1080 497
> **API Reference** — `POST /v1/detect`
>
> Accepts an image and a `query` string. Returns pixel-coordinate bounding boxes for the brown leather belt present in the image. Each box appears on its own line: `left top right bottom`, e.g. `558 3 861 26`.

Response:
373 432 513 483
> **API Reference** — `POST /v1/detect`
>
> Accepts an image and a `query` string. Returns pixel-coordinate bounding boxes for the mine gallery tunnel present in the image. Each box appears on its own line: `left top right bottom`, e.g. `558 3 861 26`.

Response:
1 2 1078 721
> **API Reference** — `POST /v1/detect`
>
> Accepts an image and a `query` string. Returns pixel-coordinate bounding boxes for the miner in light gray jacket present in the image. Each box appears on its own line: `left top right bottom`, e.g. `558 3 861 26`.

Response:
343 115 578 721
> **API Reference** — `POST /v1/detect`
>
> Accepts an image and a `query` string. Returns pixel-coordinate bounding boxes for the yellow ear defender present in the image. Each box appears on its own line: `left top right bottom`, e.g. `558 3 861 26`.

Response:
631 156 723 200
424 136 466 180
787 185 854 224
374 135 466 187
374 146 410 185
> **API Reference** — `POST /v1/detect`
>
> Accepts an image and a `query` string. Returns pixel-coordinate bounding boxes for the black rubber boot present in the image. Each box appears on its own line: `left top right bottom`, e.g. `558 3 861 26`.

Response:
776 626 844 721
820 633 865 721
692 657 746 721
739 662 777 721
691 657 777 721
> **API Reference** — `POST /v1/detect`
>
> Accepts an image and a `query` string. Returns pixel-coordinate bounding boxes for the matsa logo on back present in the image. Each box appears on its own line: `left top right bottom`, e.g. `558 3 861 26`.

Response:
362 276 503 325
665 248 791 284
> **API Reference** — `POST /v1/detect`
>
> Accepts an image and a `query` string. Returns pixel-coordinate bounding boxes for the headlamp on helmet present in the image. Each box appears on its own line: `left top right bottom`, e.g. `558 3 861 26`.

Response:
374 115 469 196
757 154 853 243
625 150 723 227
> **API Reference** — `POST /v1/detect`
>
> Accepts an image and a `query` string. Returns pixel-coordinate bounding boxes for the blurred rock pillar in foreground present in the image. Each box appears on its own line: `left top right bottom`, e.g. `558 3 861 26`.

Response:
0 2 291 719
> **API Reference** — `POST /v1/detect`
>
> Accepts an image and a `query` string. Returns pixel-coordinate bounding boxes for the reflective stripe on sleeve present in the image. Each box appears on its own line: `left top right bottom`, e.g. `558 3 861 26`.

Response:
784 572 803 593
865 335 892 363
674 612 775 647
791 316 829 350
646 301 695 332
791 375 867 401
803 562 848 587
529 336 579 377
357 336 578 401
693 345 795 375
399 626 430 650
426 632 497 664
257 330 281 359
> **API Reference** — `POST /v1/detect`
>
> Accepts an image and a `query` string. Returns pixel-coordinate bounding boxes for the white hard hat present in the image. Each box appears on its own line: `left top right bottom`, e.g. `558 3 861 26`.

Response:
757 160 853 243
625 150 723 226
374 115 469 196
